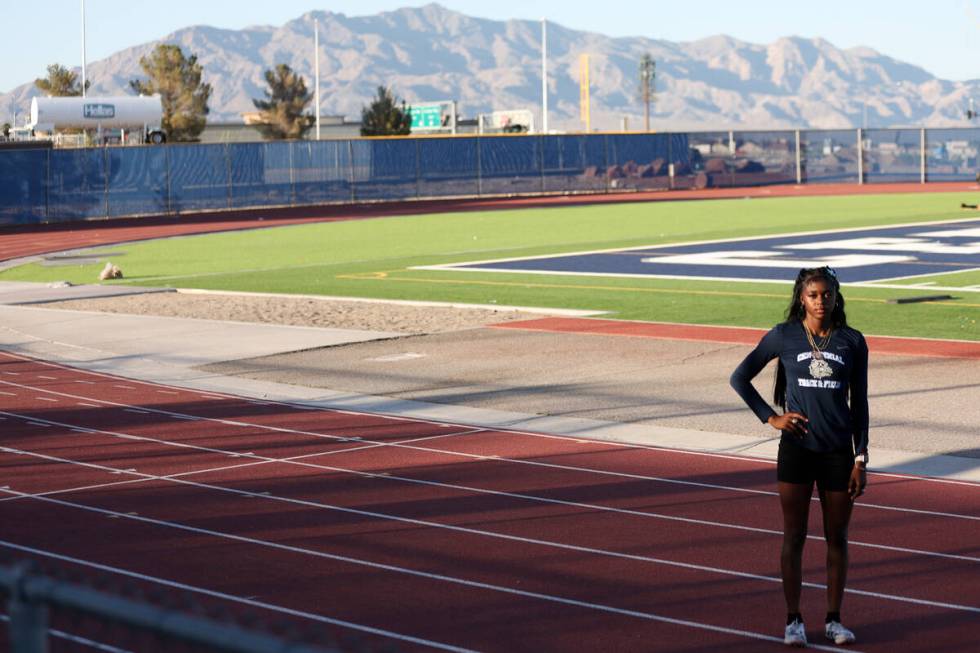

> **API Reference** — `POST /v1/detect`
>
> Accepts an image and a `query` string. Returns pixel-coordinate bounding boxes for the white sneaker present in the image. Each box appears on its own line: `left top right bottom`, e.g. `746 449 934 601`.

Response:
825 621 856 645
784 620 807 647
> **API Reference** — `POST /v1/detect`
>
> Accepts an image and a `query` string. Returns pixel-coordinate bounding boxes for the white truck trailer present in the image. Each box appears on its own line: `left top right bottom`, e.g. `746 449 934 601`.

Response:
29 95 166 143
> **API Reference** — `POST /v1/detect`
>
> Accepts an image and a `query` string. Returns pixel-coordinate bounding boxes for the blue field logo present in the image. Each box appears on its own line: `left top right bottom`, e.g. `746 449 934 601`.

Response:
423 218 980 284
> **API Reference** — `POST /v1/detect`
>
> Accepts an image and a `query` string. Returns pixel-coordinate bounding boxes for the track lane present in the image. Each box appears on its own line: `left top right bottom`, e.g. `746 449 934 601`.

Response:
0 354 980 648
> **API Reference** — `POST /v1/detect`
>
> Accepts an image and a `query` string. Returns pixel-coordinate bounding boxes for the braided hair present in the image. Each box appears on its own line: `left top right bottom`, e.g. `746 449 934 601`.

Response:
774 266 849 408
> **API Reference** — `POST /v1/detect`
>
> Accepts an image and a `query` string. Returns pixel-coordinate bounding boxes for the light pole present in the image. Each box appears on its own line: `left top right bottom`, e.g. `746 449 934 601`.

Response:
639 54 655 132
314 18 320 140
81 0 87 97
541 18 548 134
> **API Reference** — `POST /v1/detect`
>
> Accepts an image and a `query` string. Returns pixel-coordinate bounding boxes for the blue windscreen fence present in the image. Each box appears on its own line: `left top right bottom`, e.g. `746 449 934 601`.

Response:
1 128 978 226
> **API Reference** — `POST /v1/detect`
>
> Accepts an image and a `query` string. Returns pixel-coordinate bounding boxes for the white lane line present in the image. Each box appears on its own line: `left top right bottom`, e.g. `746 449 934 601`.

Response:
1 351 973 488
0 378 975 522
3 420 965 564
0 391 15 396
75 380 95 385
123 409 149 415
37 375 57 380
35 397 59 403
77 402 100 408
2 445 976 614
1 371 19 376
0 490 870 651
0 433 466 505
112 385 135 390
157 390 179 395
26 422 50 428
0 540 475 653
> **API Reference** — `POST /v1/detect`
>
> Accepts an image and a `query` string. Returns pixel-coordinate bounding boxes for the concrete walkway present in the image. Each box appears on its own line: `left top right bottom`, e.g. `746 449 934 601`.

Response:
0 281 976 483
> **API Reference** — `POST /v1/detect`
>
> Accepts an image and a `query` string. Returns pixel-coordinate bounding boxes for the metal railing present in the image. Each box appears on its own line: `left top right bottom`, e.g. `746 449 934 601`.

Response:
1 562 339 653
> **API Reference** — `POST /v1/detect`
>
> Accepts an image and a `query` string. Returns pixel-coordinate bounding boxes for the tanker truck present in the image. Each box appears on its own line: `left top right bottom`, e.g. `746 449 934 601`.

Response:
29 95 166 144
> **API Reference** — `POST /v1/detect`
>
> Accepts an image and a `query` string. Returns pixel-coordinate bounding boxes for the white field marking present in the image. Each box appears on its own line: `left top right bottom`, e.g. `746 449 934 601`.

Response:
112 385 135 390
0 378 976 521
0 491 912 651
1 352 976 488
0 415 974 567
417 216 980 272
75 380 95 385
857 265 980 285
915 227 980 238
123 409 149 415
37 375 57 380
26 422 50 427
35 397 58 402
641 251 913 269
0 541 475 653
157 390 179 395
367 352 427 362
76 402 100 408
0 391 15 396
785 236 980 255
1 371 19 375
0 614 133 653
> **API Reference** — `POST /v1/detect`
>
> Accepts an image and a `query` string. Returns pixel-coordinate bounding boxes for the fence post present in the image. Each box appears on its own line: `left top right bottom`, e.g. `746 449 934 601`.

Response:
415 138 422 199
164 144 173 216
347 139 356 203
225 143 233 209
795 130 802 185
476 136 483 197
44 147 50 223
539 135 545 194
103 146 110 218
920 128 926 184
857 128 863 185
8 563 49 653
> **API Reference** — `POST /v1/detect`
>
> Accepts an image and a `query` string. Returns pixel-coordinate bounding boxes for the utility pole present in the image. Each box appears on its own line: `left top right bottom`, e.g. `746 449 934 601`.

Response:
639 54 655 132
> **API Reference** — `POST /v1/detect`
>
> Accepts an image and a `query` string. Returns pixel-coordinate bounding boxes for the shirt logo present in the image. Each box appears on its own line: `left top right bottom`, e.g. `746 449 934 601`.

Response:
796 351 844 365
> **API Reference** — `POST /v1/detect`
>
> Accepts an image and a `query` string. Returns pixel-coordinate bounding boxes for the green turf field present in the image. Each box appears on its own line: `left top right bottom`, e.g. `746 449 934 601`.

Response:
3 192 978 340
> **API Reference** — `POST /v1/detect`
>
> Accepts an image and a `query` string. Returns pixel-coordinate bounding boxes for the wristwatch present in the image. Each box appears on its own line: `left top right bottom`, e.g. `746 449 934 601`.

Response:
854 452 869 468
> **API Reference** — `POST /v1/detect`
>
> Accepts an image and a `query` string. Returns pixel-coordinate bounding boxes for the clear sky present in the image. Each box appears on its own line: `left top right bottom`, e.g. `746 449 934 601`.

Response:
3 1 979 93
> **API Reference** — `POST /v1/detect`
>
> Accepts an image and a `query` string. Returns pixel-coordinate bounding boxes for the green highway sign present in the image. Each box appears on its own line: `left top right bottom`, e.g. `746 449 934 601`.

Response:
408 104 444 129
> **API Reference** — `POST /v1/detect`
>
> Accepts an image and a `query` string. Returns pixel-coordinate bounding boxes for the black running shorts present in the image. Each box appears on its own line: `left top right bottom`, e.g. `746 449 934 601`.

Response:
777 438 854 492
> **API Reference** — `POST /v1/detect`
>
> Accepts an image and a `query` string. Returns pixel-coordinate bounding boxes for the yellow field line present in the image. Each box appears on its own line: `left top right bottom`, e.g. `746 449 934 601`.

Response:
336 271 980 308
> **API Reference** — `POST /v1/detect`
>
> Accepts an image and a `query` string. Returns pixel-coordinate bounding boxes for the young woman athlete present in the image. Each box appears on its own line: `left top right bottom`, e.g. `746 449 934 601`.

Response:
730 266 869 647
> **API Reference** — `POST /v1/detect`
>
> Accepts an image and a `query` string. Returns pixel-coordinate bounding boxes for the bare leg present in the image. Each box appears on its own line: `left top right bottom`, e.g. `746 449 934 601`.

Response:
818 488 854 613
779 481 813 613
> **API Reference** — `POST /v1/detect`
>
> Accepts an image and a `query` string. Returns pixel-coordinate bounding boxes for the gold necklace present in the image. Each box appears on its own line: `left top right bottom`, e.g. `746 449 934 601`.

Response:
803 323 834 379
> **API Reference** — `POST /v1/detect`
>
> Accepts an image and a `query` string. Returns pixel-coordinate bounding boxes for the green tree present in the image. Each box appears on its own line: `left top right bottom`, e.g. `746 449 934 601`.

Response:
2 122 10 138
130 44 211 142
252 64 314 140
35 64 90 96
360 86 411 137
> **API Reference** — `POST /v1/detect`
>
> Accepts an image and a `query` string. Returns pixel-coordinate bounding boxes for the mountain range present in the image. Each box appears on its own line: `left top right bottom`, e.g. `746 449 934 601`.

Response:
3 3 978 131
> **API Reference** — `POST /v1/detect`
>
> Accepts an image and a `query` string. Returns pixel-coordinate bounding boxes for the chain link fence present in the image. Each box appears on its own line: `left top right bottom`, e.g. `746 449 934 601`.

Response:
2 128 978 226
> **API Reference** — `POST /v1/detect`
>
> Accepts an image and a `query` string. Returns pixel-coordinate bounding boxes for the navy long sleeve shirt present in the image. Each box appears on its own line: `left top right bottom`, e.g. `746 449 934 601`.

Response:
730 321 869 455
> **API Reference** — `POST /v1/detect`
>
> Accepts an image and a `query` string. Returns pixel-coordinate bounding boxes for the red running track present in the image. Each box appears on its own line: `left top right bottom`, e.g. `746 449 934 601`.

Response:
492 318 980 359
0 351 977 652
